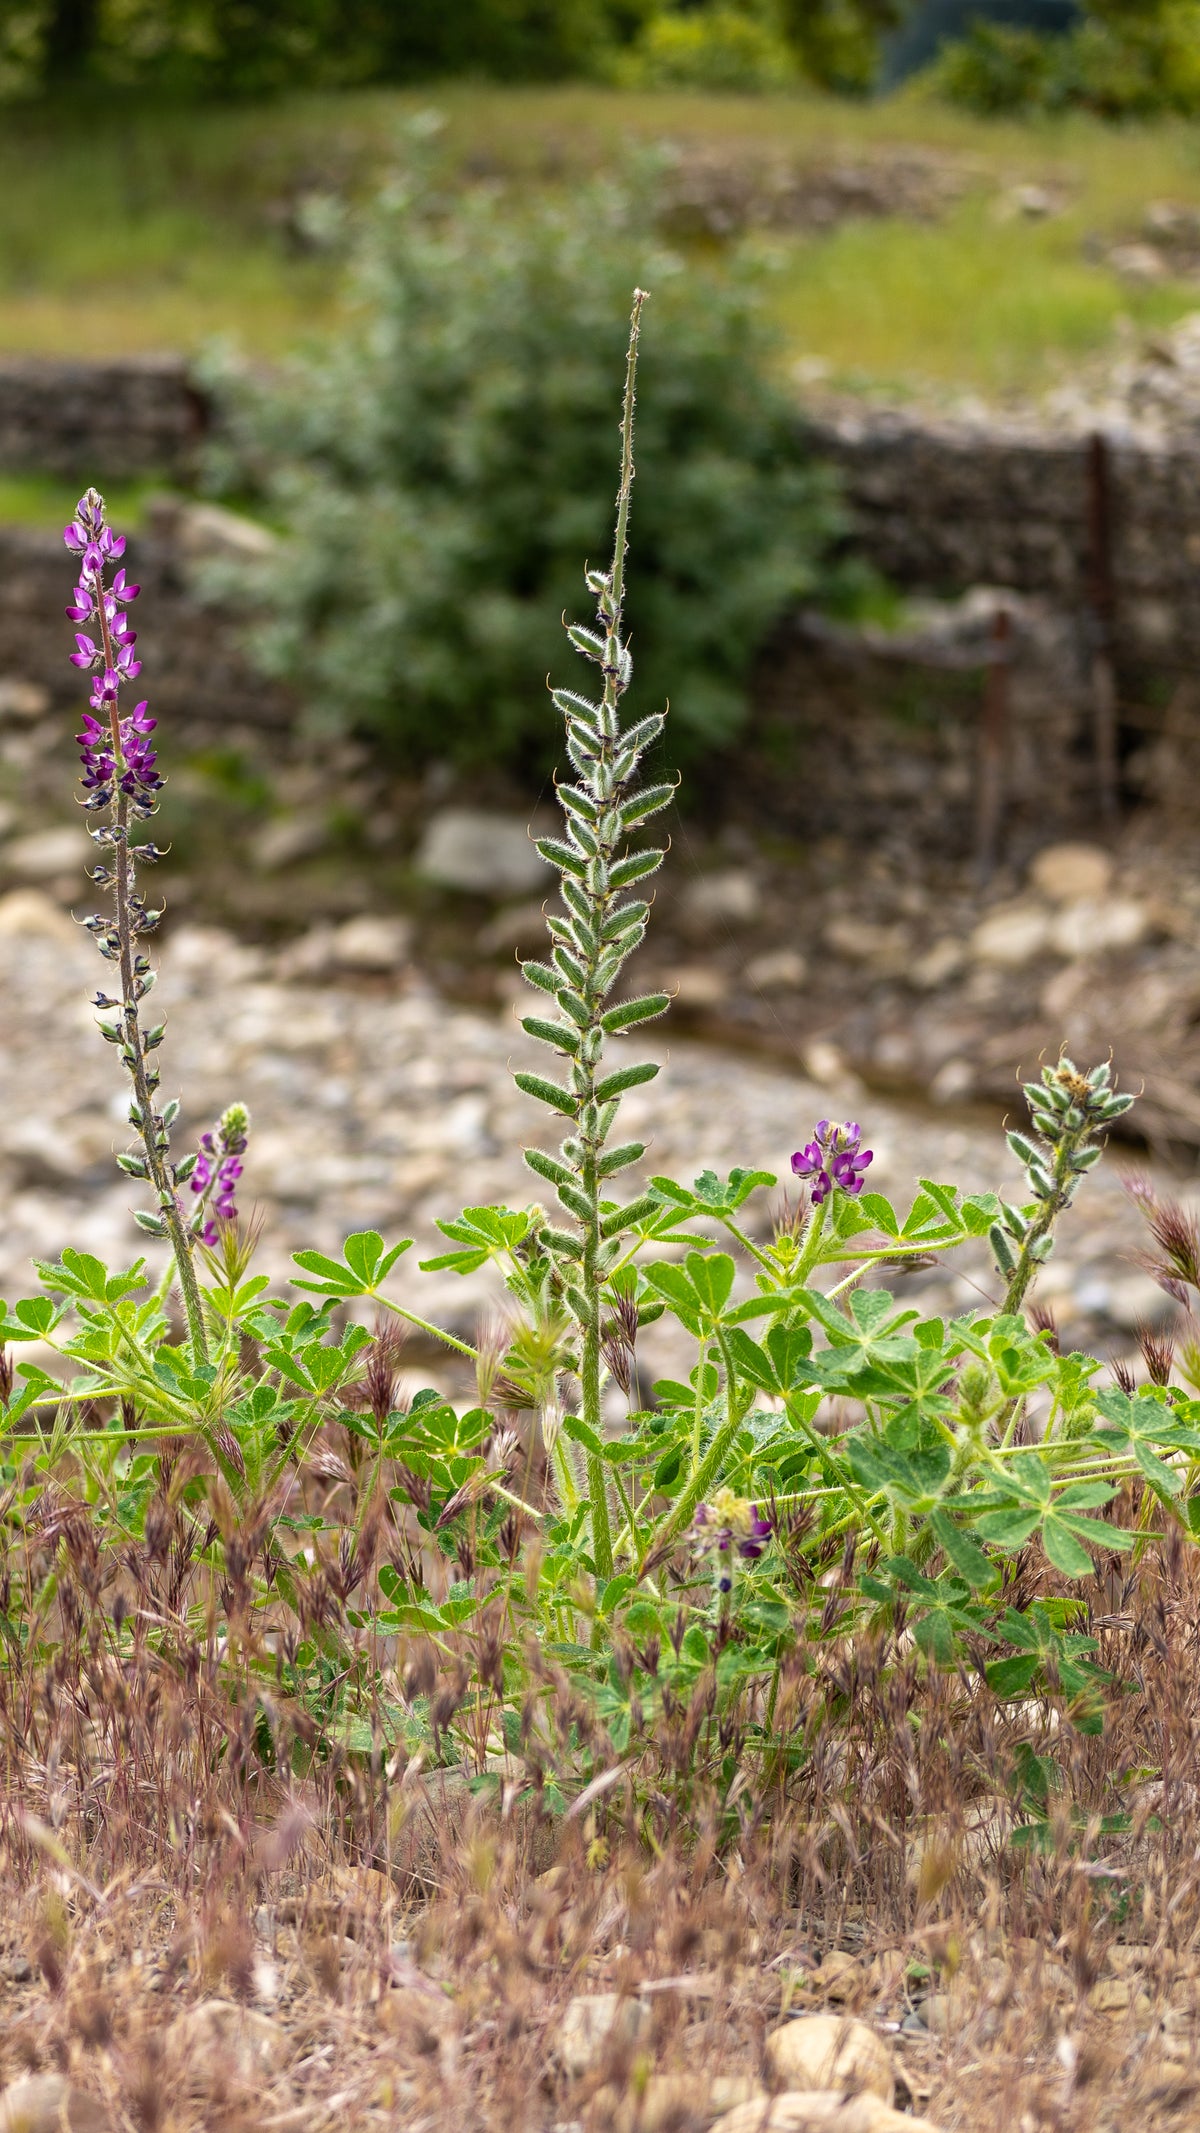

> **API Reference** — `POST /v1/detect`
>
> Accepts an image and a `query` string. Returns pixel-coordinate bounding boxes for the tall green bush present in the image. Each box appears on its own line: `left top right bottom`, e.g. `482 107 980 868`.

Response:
207 168 845 772
934 0 1200 116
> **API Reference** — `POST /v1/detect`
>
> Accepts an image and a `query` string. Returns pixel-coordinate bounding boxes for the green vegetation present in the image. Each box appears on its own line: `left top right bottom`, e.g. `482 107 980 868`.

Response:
2 84 1200 396
208 165 847 767
1 0 907 99
935 0 1200 120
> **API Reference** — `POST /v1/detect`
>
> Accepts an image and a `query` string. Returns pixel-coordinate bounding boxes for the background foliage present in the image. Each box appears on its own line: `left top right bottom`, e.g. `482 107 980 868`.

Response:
0 0 912 97
207 165 848 771
934 0 1200 116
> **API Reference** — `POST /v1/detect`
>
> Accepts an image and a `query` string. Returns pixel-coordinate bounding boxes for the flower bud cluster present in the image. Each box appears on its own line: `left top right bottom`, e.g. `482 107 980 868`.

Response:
995 1054 1133 1308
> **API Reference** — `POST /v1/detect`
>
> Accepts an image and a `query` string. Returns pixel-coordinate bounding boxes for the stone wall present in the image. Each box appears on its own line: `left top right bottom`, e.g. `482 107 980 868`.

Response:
801 402 1200 668
0 506 291 730
0 356 202 480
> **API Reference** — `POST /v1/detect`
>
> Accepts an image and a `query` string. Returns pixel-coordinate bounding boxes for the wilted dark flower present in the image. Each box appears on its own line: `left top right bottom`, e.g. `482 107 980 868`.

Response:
791 1119 873 1206
1125 1174 1200 1302
695 1489 773 1592
1137 1317 1176 1388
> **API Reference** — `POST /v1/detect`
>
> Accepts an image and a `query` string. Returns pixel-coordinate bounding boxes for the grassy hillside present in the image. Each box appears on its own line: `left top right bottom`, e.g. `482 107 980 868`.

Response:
2 83 1200 393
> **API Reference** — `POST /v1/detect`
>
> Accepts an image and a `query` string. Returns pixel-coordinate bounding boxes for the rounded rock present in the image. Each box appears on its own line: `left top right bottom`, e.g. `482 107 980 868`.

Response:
709 2093 944 2133
765 2014 894 2103
0 2079 109 2133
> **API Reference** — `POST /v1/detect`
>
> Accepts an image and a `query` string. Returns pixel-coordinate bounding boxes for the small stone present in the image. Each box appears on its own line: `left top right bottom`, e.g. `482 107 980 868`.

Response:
0 2080 109 2133
330 914 412 974
823 917 911 973
378 1977 458 2052
1110 241 1167 282
803 1040 861 1092
555 1991 650 2078
2 828 89 883
910 938 965 990
1089 1976 1153 2017
1010 183 1056 218
477 899 551 955
813 1950 865 2000
969 904 1052 968
0 681 49 723
1028 843 1114 905
417 808 552 897
591 2073 765 2132
177 501 278 561
682 869 760 929
165 2000 288 2091
930 1058 974 1105
1 1956 32 1983
746 948 808 990
255 813 329 872
765 2014 894 2103
0 890 77 944
1075 1270 1179 1332
917 1992 955 2035
1050 896 1149 959
708 2095 944 2133
669 962 731 1009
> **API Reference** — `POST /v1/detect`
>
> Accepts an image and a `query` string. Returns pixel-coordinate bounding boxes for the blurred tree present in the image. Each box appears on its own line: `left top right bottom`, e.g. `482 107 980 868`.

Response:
0 0 653 94
934 0 1200 112
778 0 913 89
42 0 98 82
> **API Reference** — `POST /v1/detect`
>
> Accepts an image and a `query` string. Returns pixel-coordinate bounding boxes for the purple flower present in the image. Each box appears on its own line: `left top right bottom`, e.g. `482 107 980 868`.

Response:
190 1102 250 1245
694 1491 774 1591
738 1506 773 1561
791 1118 873 1205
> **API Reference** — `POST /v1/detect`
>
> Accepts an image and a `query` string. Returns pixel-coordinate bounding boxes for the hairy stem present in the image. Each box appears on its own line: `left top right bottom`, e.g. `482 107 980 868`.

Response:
92 592 207 1361
575 292 647 1584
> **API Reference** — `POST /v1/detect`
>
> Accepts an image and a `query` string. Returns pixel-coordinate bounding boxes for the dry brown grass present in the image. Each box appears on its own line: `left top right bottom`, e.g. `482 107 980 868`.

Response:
4 1492 1200 2133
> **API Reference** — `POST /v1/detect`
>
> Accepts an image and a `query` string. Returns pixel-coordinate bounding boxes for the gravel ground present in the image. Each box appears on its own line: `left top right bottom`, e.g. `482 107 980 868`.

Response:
0 901 1183 1395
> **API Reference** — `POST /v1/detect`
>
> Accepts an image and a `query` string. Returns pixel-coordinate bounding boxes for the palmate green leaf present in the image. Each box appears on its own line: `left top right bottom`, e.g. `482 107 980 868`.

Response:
34 1251 148 1305
4 1297 61 1341
847 1436 951 1509
5 1363 60 1426
928 1507 994 1588
419 1205 533 1276
292 1230 411 1298
643 1250 737 1334
725 1323 814 1395
986 1653 1041 1698
1088 1388 1200 1500
648 1167 775 1220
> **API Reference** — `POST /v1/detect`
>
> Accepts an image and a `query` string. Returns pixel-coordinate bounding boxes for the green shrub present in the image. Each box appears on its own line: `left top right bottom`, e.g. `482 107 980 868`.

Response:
932 21 1060 114
620 4 799 90
779 0 910 94
208 165 846 772
934 0 1200 118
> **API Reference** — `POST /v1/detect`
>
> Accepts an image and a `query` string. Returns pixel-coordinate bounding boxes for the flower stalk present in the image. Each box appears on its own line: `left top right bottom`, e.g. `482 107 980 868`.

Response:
64 488 208 1361
516 291 673 1583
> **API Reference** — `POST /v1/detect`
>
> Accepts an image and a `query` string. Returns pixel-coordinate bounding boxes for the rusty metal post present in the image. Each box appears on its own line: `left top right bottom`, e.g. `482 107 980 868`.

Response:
975 604 1010 882
1086 430 1119 820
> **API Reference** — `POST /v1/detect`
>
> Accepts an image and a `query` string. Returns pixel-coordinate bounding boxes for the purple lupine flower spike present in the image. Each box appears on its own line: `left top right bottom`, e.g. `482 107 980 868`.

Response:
64 489 159 820
791 1118 873 1205
190 1102 251 1245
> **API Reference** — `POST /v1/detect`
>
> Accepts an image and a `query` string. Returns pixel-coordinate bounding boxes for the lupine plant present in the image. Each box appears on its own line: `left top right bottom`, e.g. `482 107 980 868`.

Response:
1 299 1196 1832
